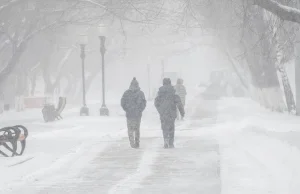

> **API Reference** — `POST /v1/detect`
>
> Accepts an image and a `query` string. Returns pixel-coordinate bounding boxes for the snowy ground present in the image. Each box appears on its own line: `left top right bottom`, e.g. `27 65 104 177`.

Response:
1 92 300 193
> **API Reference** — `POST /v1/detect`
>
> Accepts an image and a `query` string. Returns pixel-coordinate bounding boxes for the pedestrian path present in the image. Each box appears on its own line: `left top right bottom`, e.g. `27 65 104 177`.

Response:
27 134 220 194
131 137 220 194
5 99 221 194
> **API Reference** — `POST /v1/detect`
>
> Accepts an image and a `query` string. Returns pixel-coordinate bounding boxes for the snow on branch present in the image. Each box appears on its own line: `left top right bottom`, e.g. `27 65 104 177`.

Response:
253 0 300 24
22 21 59 43
0 0 22 12
80 0 106 9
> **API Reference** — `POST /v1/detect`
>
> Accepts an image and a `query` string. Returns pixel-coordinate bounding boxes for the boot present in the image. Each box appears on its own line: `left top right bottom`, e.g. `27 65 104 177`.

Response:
169 138 174 148
164 138 169 149
135 141 140 149
129 130 136 148
169 143 174 148
130 140 136 148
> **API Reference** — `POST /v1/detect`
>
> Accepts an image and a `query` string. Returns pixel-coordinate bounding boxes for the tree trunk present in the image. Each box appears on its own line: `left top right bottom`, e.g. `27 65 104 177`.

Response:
295 40 300 115
30 73 37 96
253 0 300 24
222 44 249 90
64 74 76 97
242 7 285 111
15 72 27 111
44 81 55 103
278 64 296 113
0 42 27 85
74 72 99 103
43 69 56 104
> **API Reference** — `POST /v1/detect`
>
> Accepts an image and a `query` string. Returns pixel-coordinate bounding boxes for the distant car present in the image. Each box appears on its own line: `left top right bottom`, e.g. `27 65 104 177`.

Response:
199 69 246 99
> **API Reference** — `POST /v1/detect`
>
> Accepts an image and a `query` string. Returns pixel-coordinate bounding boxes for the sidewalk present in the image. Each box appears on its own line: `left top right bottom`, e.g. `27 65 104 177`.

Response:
1 94 221 194
0 103 128 193
4 95 300 193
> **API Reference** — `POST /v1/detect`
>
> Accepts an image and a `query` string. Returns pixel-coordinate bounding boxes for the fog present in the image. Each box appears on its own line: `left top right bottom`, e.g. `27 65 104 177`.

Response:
89 44 228 103
0 0 297 113
10 23 229 105
2 1 300 193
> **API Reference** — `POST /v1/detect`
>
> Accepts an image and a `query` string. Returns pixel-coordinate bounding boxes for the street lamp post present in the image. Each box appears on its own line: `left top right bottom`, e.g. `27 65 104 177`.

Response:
79 35 89 116
99 27 109 116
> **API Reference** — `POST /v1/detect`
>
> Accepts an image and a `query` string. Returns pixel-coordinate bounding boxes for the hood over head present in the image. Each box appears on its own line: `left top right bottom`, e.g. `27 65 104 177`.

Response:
158 84 175 97
177 78 183 85
163 78 171 86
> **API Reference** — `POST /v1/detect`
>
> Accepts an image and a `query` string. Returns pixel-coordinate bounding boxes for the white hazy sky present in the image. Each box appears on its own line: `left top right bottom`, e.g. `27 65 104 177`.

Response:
88 44 230 103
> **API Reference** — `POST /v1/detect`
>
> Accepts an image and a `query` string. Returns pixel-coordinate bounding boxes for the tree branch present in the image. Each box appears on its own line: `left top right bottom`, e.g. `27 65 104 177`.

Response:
253 0 300 24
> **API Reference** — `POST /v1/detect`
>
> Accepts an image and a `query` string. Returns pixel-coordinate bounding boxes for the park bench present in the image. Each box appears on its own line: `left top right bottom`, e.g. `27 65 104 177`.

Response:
42 97 67 122
0 125 28 157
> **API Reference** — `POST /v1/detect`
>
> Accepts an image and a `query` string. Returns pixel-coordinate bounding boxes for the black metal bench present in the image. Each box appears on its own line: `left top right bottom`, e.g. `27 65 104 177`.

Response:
0 125 28 157
42 97 67 122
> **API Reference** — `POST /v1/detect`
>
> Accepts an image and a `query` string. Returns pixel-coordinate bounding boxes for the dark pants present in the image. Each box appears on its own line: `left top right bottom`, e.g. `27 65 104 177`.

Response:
161 118 175 146
127 117 141 147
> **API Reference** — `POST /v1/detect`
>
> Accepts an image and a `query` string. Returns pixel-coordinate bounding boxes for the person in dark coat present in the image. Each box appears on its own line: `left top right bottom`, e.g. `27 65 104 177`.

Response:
155 78 185 148
121 77 147 148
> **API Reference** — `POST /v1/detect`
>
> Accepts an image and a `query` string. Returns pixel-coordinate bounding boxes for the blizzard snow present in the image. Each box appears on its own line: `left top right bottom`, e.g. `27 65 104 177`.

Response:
1 91 300 193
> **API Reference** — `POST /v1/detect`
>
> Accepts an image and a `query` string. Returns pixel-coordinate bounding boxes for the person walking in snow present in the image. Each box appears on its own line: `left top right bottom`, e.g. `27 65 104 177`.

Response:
174 78 187 120
121 77 147 148
155 78 185 148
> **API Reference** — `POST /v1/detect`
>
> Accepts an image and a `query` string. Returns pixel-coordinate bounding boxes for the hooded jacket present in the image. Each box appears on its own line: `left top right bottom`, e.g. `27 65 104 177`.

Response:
174 79 187 106
155 78 185 120
121 78 146 118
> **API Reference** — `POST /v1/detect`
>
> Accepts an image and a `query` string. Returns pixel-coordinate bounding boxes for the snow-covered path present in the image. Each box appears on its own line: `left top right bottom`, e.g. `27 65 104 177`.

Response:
31 136 220 194
2 95 300 193
2 96 221 194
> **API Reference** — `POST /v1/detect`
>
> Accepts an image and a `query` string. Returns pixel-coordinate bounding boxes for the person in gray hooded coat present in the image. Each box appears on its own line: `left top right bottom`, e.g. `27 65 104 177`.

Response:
174 78 187 120
155 78 185 148
121 78 146 148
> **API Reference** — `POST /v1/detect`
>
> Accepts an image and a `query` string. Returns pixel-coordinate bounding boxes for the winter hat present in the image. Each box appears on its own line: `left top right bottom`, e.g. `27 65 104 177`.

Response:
163 78 171 86
130 77 140 90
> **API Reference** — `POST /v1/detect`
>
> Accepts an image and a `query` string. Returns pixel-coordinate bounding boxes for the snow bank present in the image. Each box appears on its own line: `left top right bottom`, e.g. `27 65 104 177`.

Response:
215 97 300 194
0 103 128 193
216 97 300 132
